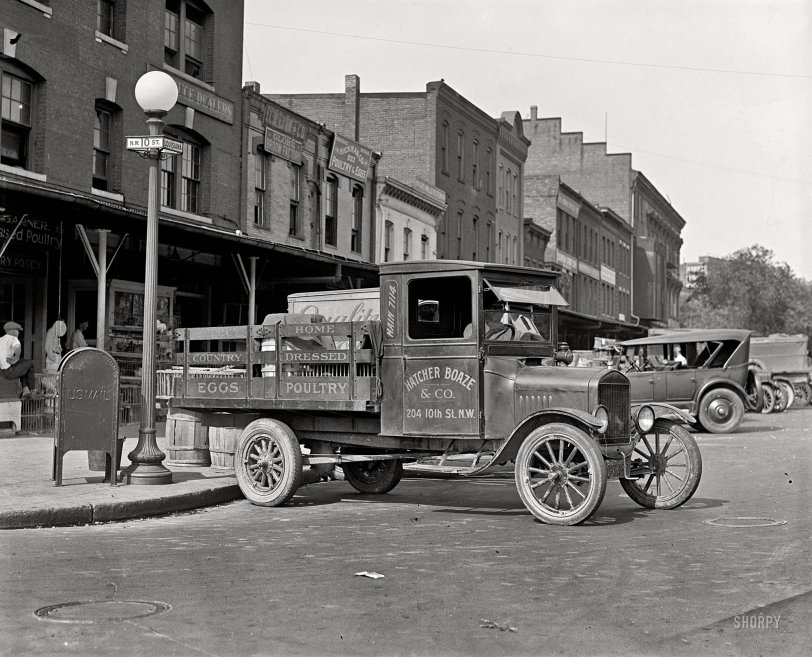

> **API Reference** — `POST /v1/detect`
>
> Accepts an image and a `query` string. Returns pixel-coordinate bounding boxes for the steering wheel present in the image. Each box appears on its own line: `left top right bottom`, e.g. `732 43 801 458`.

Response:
485 323 516 341
624 360 642 373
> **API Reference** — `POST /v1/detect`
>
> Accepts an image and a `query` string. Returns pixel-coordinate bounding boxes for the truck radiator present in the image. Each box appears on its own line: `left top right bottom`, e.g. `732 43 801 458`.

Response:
598 372 631 444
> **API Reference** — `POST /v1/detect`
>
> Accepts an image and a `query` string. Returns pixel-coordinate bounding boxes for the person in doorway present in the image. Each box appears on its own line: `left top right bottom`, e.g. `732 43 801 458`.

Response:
0 321 36 399
70 320 89 350
44 319 67 372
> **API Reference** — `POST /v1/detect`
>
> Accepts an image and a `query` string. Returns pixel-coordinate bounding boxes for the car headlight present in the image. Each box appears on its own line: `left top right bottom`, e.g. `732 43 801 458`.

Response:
635 405 655 433
593 405 609 434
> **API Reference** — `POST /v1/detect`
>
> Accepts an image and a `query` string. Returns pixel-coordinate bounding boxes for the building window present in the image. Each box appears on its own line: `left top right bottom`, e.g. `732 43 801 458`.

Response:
93 107 111 190
512 172 518 215
181 142 200 213
162 138 201 214
472 140 479 190
472 216 479 260
485 147 493 195
441 121 449 173
421 233 429 259
289 160 301 236
1 72 32 169
384 220 393 262
253 148 266 227
325 175 338 247
97 0 115 37
351 185 363 253
403 228 412 261
497 165 503 209
486 221 493 262
505 168 512 213
456 130 464 181
165 0 208 80
456 210 463 259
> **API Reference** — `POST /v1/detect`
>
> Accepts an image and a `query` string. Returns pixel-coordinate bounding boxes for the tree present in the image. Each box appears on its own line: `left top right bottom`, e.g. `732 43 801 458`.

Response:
680 245 812 335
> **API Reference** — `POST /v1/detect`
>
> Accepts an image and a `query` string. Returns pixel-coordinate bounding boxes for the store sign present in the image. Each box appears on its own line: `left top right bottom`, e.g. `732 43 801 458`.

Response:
329 134 372 182
175 78 235 124
264 127 303 164
262 105 307 163
0 214 62 249
0 251 46 274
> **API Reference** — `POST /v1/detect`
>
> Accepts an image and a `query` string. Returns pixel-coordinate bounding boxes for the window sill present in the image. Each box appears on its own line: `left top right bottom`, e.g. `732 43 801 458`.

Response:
288 234 304 241
0 164 47 182
160 206 213 224
91 188 124 202
16 0 52 17
161 64 215 92
95 31 129 54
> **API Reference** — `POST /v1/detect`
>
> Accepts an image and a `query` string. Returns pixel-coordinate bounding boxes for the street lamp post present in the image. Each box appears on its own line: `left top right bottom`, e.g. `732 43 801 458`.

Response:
122 71 179 485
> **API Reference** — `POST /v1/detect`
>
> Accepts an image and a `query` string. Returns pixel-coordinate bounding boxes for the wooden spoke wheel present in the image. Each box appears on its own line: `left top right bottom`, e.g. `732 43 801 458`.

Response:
514 423 607 525
234 418 302 507
621 419 702 509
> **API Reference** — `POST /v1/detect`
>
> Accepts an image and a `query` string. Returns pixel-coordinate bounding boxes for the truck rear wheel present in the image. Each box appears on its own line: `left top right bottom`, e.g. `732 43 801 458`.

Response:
343 459 403 494
235 418 302 506
621 419 702 509
514 423 607 525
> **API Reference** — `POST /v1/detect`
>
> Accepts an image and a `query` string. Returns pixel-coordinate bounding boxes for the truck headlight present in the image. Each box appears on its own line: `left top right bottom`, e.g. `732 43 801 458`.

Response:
593 405 609 434
635 405 655 433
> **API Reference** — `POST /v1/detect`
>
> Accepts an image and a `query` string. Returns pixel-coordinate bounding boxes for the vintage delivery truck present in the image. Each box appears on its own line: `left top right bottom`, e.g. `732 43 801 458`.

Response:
168 260 701 525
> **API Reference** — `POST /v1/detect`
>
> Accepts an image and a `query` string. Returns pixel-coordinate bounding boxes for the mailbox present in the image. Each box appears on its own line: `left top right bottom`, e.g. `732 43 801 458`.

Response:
53 348 120 486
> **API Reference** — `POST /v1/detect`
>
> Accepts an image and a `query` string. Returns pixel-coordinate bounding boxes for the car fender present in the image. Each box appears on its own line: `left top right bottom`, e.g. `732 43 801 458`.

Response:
470 408 602 476
634 402 695 426
696 380 749 408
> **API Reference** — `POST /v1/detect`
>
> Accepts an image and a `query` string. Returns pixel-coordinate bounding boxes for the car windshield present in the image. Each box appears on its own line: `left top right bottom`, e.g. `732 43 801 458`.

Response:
484 305 551 344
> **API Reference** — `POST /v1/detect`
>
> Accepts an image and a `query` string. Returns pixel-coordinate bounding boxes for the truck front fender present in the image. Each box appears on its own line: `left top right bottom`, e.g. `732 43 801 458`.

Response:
470 408 602 476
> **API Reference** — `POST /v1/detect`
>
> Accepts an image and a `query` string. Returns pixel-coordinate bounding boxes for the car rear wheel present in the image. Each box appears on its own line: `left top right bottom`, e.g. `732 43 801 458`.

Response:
515 423 607 525
621 419 702 509
698 388 744 433
760 384 776 414
777 380 796 409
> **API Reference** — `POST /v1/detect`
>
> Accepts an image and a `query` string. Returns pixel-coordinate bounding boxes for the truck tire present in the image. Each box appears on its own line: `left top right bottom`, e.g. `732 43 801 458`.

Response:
621 419 702 509
343 459 403 494
514 423 607 525
760 384 776 414
234 418 302 507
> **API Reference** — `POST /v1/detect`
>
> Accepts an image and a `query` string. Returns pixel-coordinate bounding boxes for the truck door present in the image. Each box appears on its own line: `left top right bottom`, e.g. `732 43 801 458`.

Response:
381 272 481 438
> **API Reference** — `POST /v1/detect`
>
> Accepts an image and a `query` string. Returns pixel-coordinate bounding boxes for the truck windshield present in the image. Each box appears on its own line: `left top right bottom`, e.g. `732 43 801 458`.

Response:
484 306 551 343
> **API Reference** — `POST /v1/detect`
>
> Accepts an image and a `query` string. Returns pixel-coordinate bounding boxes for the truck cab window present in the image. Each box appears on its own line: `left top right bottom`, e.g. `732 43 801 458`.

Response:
408 276 472 339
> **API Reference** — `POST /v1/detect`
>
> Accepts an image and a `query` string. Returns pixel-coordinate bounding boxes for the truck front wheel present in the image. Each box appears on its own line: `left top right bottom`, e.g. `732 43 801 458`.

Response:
235 418 302 507
515 423 607 525
621 419 702 509
343 459 403 494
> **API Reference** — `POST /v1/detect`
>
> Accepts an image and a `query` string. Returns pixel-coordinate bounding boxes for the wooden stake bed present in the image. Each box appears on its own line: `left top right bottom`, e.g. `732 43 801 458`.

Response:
168 321 382 413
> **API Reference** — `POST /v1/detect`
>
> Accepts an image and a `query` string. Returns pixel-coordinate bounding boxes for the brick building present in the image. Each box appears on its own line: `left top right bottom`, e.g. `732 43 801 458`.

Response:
0 1 375 422
524 174 639 347
523 106 685 331
266 75 525 266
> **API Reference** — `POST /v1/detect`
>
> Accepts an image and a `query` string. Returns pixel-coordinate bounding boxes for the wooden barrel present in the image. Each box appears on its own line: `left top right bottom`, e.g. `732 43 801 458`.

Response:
207 412 260 470
165 409 211 466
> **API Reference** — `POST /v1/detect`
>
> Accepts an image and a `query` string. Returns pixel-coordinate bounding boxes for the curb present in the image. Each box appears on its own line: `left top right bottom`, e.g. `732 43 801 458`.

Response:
0 485 243 530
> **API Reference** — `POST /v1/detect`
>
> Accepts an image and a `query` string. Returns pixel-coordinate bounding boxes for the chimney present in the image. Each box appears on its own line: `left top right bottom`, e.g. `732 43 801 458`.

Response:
245 81 261 93
530 105 538 121
345 74 360 141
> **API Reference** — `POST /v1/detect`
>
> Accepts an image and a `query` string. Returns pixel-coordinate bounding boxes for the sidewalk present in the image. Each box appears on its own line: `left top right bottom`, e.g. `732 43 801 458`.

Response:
0 422 242 530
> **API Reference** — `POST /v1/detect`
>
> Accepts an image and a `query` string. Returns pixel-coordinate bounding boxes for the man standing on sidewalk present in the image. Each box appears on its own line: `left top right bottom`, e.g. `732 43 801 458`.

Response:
0 321 35 399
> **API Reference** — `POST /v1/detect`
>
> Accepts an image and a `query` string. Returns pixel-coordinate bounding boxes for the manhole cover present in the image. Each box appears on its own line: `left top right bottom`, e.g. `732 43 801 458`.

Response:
34 600 171 623
703 517 787 528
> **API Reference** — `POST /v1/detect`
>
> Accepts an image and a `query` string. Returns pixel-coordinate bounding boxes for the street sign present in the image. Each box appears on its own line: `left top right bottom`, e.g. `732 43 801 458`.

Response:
125 135 184 154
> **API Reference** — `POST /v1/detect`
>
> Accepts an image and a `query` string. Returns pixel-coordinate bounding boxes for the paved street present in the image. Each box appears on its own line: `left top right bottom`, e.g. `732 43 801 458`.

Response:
1 408 810 657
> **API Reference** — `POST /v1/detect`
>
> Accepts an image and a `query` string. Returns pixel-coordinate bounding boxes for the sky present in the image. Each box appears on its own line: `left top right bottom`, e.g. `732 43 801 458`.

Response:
242 0 812 280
